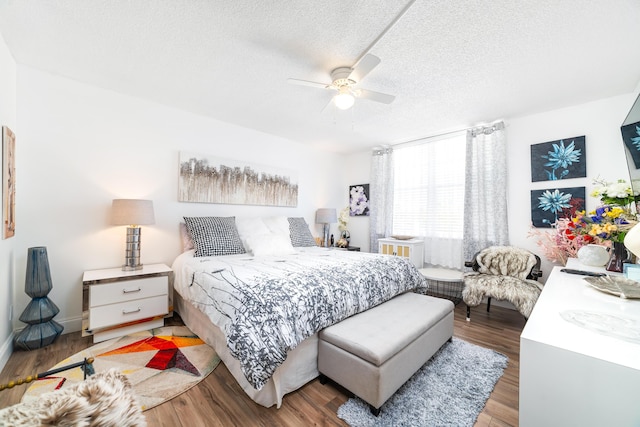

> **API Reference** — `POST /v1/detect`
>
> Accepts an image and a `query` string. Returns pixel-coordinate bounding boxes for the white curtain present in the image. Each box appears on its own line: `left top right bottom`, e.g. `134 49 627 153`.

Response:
463 122 509 262
370 147 394 253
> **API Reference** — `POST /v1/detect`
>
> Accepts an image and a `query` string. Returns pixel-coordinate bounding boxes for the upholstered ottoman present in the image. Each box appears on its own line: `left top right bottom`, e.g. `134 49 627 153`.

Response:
318 292 454 415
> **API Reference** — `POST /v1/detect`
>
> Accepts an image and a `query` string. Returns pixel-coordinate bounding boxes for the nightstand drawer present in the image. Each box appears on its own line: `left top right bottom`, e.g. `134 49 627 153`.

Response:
89 276 167 307
89 294 168 330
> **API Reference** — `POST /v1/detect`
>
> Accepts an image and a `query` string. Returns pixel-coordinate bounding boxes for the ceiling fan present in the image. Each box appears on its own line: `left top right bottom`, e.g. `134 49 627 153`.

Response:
287 54 395 110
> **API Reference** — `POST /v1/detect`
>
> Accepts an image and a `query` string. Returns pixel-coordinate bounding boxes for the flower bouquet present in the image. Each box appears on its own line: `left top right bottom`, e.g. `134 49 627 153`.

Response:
530 191 637 265
566 206 636 244
590 177 640 213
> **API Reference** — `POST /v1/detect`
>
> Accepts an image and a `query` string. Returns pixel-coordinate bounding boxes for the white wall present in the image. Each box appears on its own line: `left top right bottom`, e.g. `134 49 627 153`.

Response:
12 66 346 338
342 151 372 251
0 31 17 371
509 93 638 280
343 92 640 280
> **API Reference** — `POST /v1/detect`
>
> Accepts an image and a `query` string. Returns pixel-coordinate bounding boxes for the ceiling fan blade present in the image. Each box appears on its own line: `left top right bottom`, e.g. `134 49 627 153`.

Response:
287 78 331 90
357 88 395 104
349 54 381 82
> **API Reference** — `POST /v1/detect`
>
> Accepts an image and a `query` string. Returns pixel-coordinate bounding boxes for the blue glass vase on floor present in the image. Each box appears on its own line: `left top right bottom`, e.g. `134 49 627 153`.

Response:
14 247 63 350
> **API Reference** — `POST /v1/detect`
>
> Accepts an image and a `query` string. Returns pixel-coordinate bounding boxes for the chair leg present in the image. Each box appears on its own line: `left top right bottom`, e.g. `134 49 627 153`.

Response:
486 297 492 312
466 305 471 321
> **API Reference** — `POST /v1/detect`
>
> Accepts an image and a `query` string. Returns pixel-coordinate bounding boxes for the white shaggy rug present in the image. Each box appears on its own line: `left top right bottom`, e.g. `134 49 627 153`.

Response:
337 338 508 427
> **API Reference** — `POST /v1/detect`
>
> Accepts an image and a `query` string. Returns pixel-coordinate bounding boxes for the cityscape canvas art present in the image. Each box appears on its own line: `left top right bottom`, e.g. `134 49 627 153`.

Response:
178 152 298 207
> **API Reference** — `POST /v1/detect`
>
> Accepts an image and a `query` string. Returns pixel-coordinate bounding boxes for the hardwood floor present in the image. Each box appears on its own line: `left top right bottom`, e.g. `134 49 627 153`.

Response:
0 303 526 426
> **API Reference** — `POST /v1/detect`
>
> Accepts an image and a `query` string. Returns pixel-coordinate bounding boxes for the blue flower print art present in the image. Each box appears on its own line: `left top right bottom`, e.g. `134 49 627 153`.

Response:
349 184 370 216
531 186 585 228
530 136 586 182
621 121 640 169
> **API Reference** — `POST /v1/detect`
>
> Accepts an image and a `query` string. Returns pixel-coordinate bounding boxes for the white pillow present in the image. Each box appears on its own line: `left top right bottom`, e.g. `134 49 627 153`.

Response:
245 233 296 256
179 222 195 252
261 216 290 238
235 217 271 248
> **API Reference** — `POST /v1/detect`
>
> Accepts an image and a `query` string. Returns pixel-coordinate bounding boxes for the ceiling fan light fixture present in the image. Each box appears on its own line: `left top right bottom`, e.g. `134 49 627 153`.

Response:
334 87 355 110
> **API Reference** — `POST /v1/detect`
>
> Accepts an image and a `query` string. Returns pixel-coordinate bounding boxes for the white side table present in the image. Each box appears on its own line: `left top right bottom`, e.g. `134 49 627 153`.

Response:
378 238 424 268
82 263 173 343
419 267 464 304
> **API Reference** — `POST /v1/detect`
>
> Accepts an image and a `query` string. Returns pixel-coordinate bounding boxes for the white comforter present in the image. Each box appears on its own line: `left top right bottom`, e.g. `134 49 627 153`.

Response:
172 247 427 389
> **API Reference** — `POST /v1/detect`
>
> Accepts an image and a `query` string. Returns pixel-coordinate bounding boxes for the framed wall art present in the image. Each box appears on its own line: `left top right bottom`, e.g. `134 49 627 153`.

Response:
178 151 298 207
2 126 15 239
530 136 586 182
621 121 640 169
349 184 370 216
530 186 585 228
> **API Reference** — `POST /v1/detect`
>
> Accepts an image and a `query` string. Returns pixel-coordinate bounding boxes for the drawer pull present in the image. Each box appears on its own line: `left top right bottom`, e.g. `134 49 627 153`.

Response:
122 287 142 294
122 307 141 315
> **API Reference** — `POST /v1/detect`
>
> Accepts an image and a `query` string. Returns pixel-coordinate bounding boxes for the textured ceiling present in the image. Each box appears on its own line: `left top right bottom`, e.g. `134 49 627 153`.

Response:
1 0 640 153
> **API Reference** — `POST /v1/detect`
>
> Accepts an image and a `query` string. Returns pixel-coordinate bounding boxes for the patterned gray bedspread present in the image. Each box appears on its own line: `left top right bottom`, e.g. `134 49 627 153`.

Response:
172 247 427 389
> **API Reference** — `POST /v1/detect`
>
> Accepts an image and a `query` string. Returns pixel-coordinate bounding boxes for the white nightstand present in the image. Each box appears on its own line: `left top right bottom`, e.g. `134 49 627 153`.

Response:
82 263 173 343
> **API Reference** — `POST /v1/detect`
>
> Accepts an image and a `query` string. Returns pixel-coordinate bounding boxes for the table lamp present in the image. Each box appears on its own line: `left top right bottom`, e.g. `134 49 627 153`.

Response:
111 199 155 271
624 222 640 259
316 208 337 247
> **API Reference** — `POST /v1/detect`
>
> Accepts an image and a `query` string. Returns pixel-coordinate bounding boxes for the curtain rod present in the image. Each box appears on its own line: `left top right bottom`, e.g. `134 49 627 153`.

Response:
388 120 505 150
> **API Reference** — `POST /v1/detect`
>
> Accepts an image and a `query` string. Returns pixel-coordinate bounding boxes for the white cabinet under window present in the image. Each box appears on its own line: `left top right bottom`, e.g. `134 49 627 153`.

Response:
378 238 424 268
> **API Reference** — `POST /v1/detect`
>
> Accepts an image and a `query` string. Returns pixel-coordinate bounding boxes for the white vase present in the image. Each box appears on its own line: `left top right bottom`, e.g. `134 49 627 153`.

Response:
577 244 610 267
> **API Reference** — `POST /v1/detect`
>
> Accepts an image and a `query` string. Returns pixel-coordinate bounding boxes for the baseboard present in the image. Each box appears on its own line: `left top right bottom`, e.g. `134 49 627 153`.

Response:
0 316 83 374
0 330 14 374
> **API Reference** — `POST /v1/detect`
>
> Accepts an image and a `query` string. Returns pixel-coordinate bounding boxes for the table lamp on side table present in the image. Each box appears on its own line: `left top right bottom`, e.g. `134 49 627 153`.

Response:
111 199 155 271
624 222 640 260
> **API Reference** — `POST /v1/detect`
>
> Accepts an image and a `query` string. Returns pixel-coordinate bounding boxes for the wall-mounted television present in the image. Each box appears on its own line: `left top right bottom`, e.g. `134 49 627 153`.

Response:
621 91 640 215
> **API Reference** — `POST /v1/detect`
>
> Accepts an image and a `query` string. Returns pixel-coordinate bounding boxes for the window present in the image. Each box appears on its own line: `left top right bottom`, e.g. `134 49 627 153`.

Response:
392 133 466 240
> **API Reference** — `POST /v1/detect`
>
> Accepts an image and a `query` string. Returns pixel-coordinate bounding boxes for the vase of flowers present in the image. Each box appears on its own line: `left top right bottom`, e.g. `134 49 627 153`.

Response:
606 241 631 273
567 206 635 272
530 177 639 267
590 177 640 216
576 244 610 267
337 207 350 246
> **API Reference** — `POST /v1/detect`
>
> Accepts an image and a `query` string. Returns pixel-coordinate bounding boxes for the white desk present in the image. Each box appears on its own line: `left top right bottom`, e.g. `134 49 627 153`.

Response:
519 259 640 426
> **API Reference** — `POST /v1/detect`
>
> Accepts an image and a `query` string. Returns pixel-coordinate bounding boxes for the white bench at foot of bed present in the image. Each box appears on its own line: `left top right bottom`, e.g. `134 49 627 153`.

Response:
317 292 454 415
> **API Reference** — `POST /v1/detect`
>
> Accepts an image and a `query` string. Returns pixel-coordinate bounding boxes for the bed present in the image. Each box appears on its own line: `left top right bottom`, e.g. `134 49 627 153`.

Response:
172 216 427 408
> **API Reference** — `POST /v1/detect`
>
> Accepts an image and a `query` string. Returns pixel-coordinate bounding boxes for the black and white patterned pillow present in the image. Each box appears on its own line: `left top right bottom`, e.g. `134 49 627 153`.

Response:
287 217 317 247
183 216 246 257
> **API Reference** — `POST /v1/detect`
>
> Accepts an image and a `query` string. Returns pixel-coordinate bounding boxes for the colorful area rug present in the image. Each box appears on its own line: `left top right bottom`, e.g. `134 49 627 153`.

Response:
21 326 220 411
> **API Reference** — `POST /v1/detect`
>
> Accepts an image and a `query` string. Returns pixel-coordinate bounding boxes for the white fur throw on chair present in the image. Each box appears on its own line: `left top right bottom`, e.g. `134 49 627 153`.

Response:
0 369 146 427
463 246 543 318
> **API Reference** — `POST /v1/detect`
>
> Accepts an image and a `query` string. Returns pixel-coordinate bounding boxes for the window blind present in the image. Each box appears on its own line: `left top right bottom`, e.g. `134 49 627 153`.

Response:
392 134 466 238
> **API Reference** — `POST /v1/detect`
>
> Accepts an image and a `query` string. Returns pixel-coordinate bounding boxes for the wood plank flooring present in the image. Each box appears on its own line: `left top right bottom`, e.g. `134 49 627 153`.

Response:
0 303 526 426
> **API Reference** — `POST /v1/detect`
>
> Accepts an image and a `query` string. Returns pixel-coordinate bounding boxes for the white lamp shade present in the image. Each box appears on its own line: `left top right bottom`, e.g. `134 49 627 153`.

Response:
316 208 337 224
111 199 155 226
334 92 355 110
624 222 640 258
